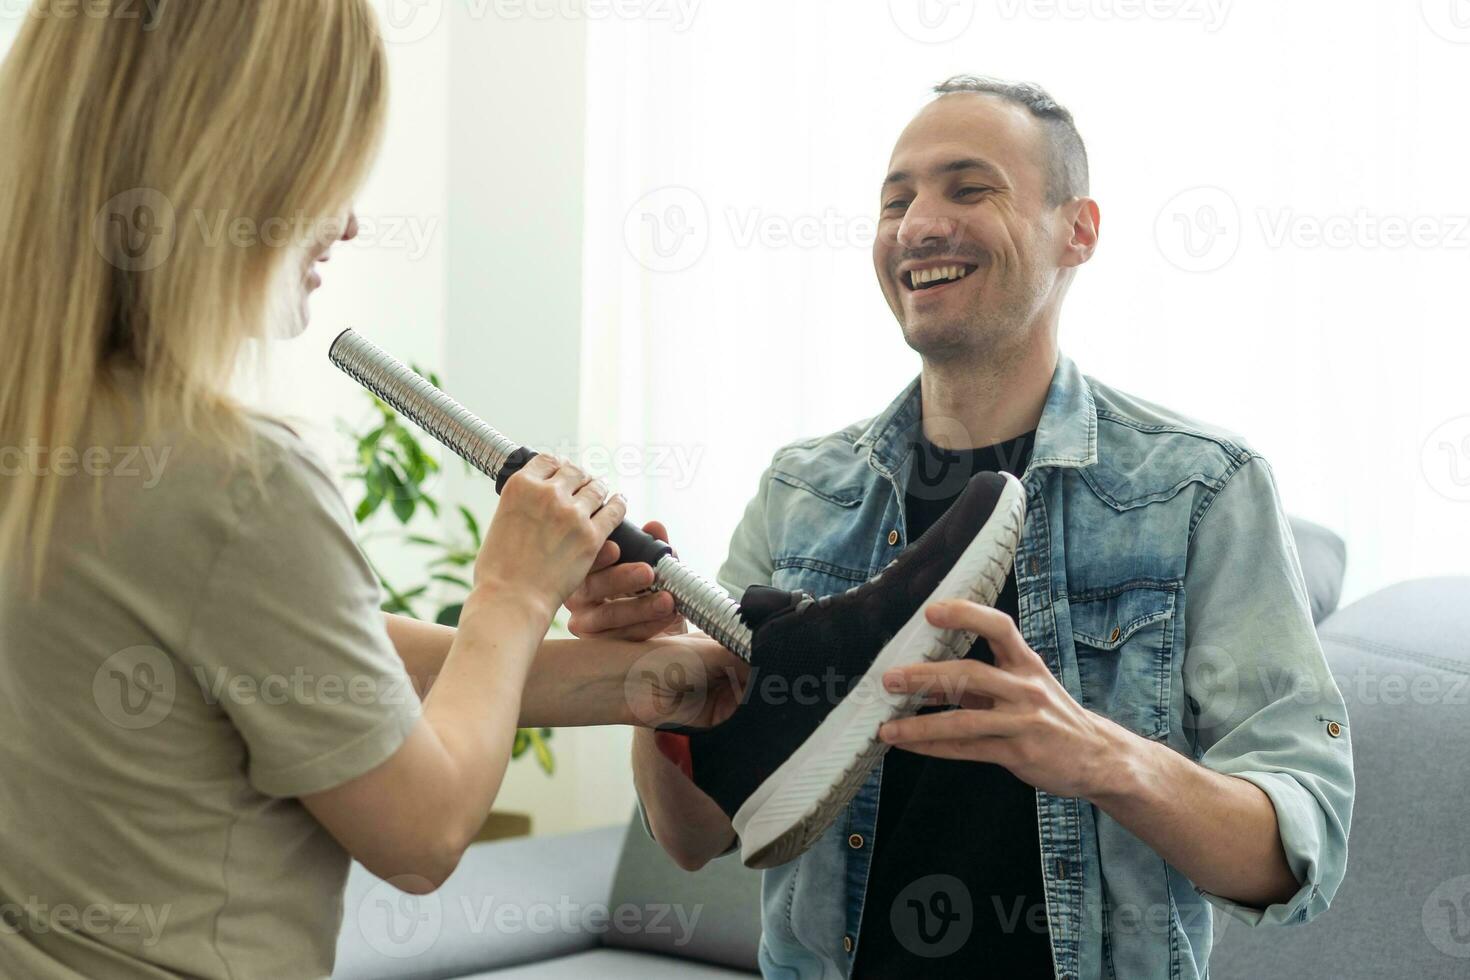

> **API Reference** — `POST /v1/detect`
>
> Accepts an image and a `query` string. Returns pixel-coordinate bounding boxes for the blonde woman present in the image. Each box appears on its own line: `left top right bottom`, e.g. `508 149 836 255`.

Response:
0 3 737 977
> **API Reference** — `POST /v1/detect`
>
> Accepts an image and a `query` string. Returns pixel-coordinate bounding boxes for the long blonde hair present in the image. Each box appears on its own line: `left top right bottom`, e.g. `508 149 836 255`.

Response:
0 0 389 583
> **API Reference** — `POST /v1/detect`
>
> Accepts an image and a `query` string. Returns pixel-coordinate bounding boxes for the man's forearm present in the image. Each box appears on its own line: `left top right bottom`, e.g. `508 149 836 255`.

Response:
1091 723 1300 909
632 729 735 871
386 614 644 727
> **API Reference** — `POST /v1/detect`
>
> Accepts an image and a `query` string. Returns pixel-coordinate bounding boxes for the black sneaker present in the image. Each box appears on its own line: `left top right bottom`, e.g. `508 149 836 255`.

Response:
667 470 1026 869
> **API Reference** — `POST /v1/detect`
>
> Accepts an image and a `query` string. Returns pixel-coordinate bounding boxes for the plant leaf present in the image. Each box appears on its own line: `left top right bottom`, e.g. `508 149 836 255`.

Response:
383 468 415 524
458 505 481 543
355 489 383 523
528 729 555 774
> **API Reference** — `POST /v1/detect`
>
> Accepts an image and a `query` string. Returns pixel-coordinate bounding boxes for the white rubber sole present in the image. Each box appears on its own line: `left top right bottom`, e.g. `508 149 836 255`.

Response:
733 472 1026 869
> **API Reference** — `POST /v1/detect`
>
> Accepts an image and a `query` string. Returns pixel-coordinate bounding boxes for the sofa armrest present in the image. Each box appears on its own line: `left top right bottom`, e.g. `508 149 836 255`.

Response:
333 824 625 980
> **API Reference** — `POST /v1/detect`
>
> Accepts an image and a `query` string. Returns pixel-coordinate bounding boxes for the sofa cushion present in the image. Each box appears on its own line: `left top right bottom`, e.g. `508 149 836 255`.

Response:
1210 577 1470 978
460 947 755 978
600 815 761 973
1288 516 1347 624
333 825 623 980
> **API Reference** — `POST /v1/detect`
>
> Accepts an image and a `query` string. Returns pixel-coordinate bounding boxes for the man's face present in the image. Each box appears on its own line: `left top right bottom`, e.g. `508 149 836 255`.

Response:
874 94 1068 361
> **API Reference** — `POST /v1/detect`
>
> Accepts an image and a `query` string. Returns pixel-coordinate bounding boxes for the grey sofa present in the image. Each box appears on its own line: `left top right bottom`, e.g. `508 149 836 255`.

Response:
333 521 1470 979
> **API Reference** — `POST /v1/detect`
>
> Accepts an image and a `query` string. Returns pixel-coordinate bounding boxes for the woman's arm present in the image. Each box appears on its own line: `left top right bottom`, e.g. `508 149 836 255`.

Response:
301 456 622 892
383 613 454 699
385 611 743 728
383 536 643 697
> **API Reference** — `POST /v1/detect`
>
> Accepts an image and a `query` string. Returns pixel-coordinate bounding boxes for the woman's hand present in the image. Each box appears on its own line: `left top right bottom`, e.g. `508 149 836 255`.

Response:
472 455 627 623
623 632 748 730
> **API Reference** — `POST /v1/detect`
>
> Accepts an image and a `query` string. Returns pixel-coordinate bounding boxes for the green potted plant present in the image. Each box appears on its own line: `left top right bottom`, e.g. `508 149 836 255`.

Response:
338 371 555 785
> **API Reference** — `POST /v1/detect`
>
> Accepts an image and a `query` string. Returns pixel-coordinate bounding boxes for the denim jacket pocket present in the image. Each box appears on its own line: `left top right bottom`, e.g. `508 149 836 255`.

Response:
765 468 875 598
1068 582 1179 740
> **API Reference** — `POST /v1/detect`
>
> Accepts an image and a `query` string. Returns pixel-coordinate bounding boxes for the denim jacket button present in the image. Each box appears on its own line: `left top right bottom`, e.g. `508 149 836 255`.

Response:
887 529 899 546
848 833 864 849
843 935 854 953
1327 721 1342 738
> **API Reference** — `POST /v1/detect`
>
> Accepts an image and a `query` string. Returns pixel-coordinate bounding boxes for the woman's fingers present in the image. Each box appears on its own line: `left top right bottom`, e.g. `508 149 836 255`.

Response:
520 452 561 480
572 476 611 518
590 491 627 539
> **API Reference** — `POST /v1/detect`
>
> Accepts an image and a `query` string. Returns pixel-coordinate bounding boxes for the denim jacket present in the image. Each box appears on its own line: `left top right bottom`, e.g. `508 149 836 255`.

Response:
712 354 1355 980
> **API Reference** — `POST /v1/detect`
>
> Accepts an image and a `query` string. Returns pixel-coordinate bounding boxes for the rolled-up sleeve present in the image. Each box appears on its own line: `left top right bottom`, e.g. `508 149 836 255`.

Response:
1181 454 1355 926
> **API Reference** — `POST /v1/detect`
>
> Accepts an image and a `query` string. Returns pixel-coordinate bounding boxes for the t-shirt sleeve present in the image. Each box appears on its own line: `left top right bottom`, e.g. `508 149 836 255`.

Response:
179 434 423 799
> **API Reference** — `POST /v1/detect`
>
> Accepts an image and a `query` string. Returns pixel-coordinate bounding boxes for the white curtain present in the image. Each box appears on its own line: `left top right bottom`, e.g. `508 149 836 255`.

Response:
581 0 1470 604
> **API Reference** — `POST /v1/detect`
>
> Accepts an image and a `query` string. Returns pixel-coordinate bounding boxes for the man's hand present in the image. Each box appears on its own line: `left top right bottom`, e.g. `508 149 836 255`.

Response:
566 520 688 641
880 599 1302 909
878 598 1131 800
623 631 747 729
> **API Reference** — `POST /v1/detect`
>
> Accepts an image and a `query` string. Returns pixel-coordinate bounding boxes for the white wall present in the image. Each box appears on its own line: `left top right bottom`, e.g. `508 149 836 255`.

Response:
254 1 452 598
581 0 1470 609
441 4 637 838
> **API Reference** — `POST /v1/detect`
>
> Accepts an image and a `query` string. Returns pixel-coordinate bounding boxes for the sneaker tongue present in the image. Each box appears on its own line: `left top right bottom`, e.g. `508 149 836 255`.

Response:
737 585 810 630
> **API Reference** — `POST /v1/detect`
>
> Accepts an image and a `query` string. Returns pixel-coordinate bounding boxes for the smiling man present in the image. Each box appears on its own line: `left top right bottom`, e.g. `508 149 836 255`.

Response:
572 75 1355 980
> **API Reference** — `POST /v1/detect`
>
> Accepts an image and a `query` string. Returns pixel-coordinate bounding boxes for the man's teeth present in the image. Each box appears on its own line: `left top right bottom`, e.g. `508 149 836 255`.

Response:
909 265 969 289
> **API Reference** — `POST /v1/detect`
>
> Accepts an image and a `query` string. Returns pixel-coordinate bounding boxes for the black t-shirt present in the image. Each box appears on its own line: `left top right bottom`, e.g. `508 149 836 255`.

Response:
853 429 1055 979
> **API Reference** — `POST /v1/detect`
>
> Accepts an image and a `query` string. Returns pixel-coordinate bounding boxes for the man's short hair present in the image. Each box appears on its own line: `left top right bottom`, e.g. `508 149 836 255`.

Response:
932 75 1090 207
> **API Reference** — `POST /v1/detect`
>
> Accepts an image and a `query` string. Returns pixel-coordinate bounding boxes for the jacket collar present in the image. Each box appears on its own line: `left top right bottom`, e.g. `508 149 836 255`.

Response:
854 353 1097 480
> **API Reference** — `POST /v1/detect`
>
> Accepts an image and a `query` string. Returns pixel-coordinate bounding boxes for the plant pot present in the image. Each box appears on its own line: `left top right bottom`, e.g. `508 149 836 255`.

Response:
475 810 532 843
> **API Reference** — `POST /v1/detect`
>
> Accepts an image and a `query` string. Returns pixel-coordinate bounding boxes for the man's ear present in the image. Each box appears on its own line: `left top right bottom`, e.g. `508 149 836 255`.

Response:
1060 198 1100 268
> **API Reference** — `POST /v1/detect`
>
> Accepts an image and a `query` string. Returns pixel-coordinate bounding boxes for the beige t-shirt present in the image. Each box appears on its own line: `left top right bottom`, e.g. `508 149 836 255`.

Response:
0 408 422 979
